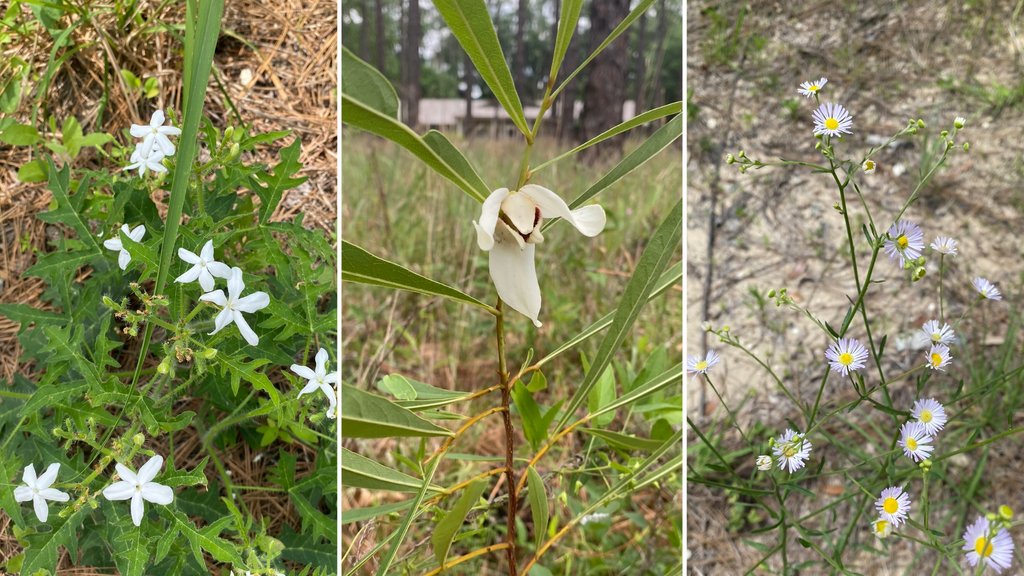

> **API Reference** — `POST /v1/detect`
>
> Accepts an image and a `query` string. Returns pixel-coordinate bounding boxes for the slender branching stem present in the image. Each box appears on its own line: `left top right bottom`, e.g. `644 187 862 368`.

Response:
495 300 518 576
422 543 512 576
424 406 506 465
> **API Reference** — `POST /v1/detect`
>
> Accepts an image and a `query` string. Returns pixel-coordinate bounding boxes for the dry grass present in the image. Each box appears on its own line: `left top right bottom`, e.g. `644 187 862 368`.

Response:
0 0 336 571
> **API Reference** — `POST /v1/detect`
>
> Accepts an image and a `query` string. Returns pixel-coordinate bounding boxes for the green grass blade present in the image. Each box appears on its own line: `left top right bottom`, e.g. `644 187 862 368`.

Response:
432 0 530 137
554 199 682 431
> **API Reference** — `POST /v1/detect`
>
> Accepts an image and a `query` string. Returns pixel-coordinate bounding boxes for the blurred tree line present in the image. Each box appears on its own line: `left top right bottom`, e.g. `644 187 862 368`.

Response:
341 0 682 144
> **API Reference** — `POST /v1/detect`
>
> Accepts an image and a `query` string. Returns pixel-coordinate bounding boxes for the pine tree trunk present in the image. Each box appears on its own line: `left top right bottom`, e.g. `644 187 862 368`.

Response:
374 0 385 72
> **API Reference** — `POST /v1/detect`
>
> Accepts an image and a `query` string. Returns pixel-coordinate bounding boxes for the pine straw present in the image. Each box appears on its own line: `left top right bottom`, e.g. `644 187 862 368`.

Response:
0 0 335 571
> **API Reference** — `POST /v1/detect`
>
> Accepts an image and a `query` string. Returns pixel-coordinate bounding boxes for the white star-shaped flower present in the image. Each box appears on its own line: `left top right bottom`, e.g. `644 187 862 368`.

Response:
14 462 70 523
103 224 146 270
130 109 182 158
473 185 606 326
101 455 174 527
292 347 339 409
175 240 232 292
199 267 270 346
125 146 168 176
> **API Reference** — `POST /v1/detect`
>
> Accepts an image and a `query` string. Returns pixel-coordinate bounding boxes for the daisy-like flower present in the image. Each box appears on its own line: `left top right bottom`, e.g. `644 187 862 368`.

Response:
686 350 721 376
13 463 70 523
772 429 812 473
954 116 966 129
883 220 925 268
898 421 934 462
130 109 182 158
911 398 947 435
473 185 606 326
755 455 773 471
199 267 270 346
175 240 232 292
825 337 869 376
101 455 174 527
931 236 958 255
963 516 1015 574
871 517 893 539
292 347 339 407
927 343 952 371
862 159 877 174
875 486 912 527
125 147 168 176
973 277 1002 301
812 102 853 137
921 320 956 346
797 77 828 98
103 224 146 271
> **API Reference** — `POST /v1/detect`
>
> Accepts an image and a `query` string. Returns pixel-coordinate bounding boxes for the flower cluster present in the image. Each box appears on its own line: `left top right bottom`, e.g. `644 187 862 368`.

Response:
126 110 180 176
291 347 339 418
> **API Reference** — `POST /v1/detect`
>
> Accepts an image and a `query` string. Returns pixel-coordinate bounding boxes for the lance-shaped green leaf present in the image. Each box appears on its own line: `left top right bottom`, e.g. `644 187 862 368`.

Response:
341 384 453 438
341 448 442 493
511 380 545 451
423 130 490 198
550 0 656 102
341 45 399 118
581 427 666 452
588 362 681 422
555 201 681 431
342 241 494 312
433 0 529 137
341 95 487 203
431 479 488 567
526 466 548 551
533 103 682 173
341 499 415 525
548 0 584 86
569 114 682 209
376 374 471 411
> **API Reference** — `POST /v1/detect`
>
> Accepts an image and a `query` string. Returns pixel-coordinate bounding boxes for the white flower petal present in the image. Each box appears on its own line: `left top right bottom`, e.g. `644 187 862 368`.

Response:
154 133 175 156
235 291 269 313
290 365 317 381
129 225 146 241
474 188 509 250
102 480 136 501
206 261 232 279
37 463 60 488
178 248 201 265
200 240 215 261
200 289 228 307
38 488 69 502
14 486 33 502
151 109 166 127
520 184 606 237
198 270 216 292
323 371 339 385
22 464 37 486
104 238 123 251
137 455 163 484
488 230 542 327
176 266 202 285
33 495 49 522
314 348 329 376
158 126 182 137
501 191 538 235
210 308 233 334
297 380 321 397
233 311 259 346
141 482 174 505
115 463 139 484
227 267 245 298
118 250 132 270
130 124 150 138
130 492 145 526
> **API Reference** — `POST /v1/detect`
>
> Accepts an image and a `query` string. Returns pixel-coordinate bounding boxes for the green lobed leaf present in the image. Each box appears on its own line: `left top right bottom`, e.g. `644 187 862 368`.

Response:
341 383 453 438
22 504 88 575
555 200 681 430
251 138 307 224
341 94 487 203
217 354 281 404
341 240 493 311
166 510 240 565
106 516 150 576
431 479 488 567
341 447 442 493
526 466 548 551
432 0 530 136
569 114 682 210
340 45 399 118
0 303 64 328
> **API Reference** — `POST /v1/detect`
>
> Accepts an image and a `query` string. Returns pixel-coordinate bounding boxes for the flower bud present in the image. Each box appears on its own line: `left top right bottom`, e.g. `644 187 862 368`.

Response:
726 154 735 164
987 512 998 522
223 126 234 142
912 266 927 281
954 116 965 129
917 119 926 128
133 433 145 446
157 357 171 375
940 130 949 139
202 347 218 359
963 142 970 152
1000 505 1014 520
228 142 240 160
102 296 117 308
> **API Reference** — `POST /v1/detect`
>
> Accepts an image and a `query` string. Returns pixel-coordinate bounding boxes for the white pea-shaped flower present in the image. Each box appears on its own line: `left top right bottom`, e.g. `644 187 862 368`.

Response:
176 240 232 292
14 462 70 522
103 224 146 270
199 267 270 346
102 455 174 527
473 185 606 326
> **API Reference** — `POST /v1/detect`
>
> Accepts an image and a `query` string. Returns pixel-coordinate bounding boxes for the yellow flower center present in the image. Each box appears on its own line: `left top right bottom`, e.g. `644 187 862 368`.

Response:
975 536 994 557
875 520 889 534
906 437 918 450
931 353 943 367
920 410 933 423
784 445 797 458
839 352 854 365
695 360 708 371
931 333 941 342
810 84 819 92
897 235 909 249
883 497 899 514
825 117 839 131
865 160 875 170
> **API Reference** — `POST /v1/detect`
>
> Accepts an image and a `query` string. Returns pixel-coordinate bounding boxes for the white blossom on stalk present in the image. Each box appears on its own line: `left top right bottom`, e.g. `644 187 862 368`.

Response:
473 185 606 326
101 455 174 527
103 224 146 270
125 147 168 176
199 267 270 346
292 347 339 410
175 240 232 292
13 463 69 523
130 109 181 158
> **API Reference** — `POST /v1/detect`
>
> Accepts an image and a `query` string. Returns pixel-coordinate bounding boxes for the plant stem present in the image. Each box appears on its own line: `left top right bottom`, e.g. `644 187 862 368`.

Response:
495 299 518 576
422 543 512 576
